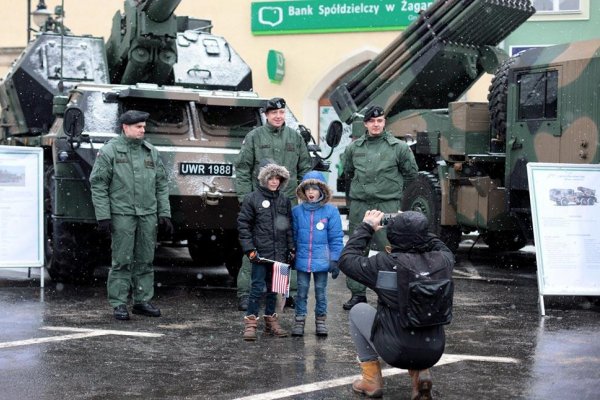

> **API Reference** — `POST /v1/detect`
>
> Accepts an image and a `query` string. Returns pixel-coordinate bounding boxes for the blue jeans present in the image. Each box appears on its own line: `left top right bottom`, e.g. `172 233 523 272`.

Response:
296 270 328 317
246 262 277 317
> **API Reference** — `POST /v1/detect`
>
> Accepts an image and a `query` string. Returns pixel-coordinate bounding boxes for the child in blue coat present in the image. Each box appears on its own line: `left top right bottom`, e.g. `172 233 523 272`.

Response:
291 171 344 336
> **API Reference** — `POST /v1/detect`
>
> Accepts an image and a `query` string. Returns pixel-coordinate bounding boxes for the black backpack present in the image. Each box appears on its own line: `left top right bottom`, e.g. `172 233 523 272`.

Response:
378 252 454 328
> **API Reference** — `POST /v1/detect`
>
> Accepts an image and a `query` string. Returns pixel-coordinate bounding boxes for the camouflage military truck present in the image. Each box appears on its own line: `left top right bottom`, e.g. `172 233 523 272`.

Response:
0 0 336 283
329 0 600 252
549 188 597 206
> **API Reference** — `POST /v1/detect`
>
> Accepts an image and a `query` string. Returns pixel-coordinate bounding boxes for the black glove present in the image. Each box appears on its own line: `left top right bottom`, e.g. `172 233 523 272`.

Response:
246 249 260 263
159 216 174 236
97 219 112 234
286 249 296 269
329 260 340 279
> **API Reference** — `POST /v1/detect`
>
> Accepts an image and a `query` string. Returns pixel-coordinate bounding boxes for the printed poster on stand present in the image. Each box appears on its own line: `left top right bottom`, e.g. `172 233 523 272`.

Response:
0 146 44 278
527 162 600 315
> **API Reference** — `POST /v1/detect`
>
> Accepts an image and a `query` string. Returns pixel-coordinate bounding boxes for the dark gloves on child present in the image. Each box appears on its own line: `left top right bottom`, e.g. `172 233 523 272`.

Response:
329 260 340 279
286 249 296 269
246 249 260 262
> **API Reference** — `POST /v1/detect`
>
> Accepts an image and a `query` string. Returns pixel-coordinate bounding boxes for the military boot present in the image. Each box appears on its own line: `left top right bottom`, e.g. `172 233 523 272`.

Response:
409 369 433 400
315 315 328 336
343 295 367 310
352 360 383 398
291 315 306 337
243 315 258 341
238 295 249 311
132 302 161 317
113 304 129 321
284 296 296 309
264 313 288 337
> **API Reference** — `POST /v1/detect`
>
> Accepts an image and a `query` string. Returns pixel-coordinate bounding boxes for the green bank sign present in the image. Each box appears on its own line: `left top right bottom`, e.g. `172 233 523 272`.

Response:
251 1 433 35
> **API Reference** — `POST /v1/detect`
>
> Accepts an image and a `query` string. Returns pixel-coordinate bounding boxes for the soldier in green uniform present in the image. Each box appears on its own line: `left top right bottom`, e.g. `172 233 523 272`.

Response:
90 110 173 321
341 105 418 310
235 97 312 311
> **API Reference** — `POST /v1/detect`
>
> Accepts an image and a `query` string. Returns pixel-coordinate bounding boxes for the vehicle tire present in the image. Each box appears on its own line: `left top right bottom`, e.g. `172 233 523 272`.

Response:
560 198 568 206
49 221 101 284
580 198 588 205
488 56 518 145
401 172 462 252
483 229 528 252
44 164 99 284
224 230 243 278
188 230 243 278
188 231 225 266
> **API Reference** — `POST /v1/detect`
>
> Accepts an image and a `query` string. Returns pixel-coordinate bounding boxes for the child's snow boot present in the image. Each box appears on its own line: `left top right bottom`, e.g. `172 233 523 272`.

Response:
291 315 306 337
264 313 288 337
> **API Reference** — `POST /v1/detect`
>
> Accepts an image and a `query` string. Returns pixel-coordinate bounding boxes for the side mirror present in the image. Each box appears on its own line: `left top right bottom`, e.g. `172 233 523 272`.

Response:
298 124 312 144
325 120 343 148
63 107 84 137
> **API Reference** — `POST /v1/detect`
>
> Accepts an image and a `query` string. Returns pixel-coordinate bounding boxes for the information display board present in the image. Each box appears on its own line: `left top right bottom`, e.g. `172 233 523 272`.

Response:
0 146 44 286
527 163 600 315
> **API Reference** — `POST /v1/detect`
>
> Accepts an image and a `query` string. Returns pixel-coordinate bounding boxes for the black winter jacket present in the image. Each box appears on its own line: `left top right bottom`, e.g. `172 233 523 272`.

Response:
237 163 294 262
339 218 455 370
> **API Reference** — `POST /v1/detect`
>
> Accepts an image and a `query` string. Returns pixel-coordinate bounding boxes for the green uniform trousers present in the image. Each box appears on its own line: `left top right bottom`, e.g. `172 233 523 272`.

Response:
237 255 298 298
346 199 401 296
107 214 157 308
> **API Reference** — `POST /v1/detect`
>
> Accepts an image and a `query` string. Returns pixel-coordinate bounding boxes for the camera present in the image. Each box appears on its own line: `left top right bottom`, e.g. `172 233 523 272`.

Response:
380 213 399 226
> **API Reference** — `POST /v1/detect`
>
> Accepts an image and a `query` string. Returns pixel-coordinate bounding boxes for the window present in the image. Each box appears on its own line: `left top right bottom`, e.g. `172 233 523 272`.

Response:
517 70 558 121
533 0 580 13
510 45 551 57
198 105 261 138
121 100 189 135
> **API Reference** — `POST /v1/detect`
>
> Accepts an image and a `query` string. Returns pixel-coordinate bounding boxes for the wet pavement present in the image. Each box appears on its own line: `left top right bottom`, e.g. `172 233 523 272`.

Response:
1 241 599 400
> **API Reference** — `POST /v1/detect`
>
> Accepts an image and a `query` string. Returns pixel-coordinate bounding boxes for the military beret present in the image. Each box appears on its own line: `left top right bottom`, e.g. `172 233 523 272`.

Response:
363 105 385 121
119 110 150 125
264 97 286 112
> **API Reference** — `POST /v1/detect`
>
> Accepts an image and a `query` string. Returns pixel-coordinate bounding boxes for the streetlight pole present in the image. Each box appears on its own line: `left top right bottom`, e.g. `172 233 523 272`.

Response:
27 0 31 43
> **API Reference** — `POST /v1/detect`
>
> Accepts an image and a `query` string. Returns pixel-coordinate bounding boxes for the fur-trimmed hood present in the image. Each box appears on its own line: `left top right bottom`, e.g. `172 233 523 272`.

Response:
296 171 332 204
257 163 290 189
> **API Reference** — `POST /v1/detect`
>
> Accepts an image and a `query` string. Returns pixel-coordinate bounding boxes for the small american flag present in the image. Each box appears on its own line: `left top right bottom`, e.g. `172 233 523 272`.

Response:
272 261 290 297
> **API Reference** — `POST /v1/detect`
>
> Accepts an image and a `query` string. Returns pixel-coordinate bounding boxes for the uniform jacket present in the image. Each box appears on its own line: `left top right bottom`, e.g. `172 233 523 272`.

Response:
343 130 418 202
338 215 455 370
237 164 294 262
292 171 344 273
235 122 312 202
90 134 170 220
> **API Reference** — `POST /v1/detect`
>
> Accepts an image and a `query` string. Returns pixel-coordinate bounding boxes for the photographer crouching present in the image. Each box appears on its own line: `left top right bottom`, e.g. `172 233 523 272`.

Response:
338 210 455 399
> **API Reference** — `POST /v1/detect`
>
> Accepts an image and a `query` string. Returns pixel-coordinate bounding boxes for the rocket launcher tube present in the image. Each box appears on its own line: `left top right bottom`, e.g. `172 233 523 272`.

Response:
345 0 449 93
142 0 182 23
349 0 467 98
351 0 476 103
348 0 535 113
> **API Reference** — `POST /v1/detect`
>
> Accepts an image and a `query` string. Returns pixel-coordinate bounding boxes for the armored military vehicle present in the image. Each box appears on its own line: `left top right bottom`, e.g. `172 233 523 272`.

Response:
329 0 600 252
0 0 336 283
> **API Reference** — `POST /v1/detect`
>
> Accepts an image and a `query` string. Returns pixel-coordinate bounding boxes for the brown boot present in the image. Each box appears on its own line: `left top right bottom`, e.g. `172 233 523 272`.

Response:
409 369 433 400
352 360 383 398
263 313 288 337
243 315 258 341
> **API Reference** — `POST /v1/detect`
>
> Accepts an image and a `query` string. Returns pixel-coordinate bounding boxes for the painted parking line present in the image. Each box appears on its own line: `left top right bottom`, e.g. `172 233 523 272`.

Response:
232 353 519 400
0 327 163 349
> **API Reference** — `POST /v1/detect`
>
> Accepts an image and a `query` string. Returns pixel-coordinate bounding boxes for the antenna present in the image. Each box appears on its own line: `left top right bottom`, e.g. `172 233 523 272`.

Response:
58 0 65 93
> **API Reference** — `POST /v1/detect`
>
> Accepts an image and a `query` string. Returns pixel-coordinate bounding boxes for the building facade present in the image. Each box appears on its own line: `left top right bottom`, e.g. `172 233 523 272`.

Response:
1 0 598 148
